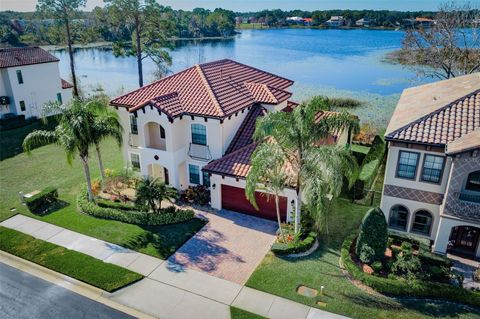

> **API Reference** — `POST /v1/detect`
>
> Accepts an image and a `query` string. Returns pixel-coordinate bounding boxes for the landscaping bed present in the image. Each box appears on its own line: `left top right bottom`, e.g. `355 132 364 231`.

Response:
0 226 143 292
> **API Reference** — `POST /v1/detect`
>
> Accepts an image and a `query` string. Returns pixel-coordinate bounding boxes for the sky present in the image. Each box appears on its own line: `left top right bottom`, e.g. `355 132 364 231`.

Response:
0 0 465 12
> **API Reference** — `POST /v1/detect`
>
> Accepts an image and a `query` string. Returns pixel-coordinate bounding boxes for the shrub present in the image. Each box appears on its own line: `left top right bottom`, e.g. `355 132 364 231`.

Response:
271 231 317 255
25 187 58 214
96 199 147 212
400 241 413 253
78 192 194 226
359 245 375 264
355 207 388 262
180 185 210 205
371 261 383 273
328 97 362 108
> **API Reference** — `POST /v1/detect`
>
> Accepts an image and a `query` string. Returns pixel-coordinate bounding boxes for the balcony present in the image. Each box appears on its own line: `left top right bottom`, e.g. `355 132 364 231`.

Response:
459 192 480 204
188 143 212 161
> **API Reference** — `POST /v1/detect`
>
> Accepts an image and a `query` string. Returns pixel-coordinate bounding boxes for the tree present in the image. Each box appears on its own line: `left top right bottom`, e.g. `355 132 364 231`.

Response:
253 97 359 234
23 99 97 201
400 2 480 79
355 207 388 263
246 141 289 242
86 96 123 180
104 0 175 87
36 0 86 97
135 176 178 213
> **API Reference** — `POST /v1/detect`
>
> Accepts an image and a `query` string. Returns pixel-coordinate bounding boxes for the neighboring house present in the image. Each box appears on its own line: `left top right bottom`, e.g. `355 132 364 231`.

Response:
403 17 435 28
356 18 371 27
380 73 480 260
0 47 73 119
111 59 351 222
325 16 345 27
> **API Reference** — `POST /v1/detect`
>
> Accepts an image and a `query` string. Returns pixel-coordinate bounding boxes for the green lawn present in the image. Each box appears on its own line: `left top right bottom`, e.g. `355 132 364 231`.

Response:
0 226 143 292
246 199 480 319
0 141 205 259
230 307 267 319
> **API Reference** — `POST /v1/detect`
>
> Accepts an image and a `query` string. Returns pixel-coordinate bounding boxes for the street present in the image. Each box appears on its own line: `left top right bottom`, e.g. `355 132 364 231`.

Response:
0 262 135 319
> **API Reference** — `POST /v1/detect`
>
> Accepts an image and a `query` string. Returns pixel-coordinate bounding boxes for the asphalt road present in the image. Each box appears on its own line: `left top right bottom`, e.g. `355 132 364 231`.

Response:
0 262 136 319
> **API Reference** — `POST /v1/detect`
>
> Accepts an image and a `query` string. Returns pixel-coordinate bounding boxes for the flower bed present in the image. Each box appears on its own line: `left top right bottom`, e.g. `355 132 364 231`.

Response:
341 234 480 308
77 192 194 226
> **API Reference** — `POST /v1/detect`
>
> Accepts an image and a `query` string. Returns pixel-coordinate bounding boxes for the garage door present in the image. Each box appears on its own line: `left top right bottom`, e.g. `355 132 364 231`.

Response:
221 184 287 221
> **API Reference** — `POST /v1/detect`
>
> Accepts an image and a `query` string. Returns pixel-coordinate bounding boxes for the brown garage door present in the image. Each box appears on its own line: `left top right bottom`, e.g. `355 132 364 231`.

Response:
221 184 287 221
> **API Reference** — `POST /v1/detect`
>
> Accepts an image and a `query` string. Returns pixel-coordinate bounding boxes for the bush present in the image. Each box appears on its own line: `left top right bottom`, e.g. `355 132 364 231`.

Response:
180 185 210 205
359 245 375 264
353 136 386 198
25 187 58 214
78 192 194 226
96 198 147 212
356 207 388 262
371 261 383 273
271 231 317 255
341 234 480 309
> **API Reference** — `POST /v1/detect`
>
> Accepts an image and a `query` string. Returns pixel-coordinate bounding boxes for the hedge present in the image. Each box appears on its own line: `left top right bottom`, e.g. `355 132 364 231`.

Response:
354 136 386 199
96 198 147 212
77 192 194 226
271 231 317 255
341 234 480 308
25 187 58 214
355 207 388 262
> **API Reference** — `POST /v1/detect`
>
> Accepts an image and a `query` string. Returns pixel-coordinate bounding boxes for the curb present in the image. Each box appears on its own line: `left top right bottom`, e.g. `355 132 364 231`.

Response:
0 250 155 319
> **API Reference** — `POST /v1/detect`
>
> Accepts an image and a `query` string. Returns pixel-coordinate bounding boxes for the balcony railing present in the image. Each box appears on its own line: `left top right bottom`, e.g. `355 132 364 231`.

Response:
459 192 480 204
188 143 212 161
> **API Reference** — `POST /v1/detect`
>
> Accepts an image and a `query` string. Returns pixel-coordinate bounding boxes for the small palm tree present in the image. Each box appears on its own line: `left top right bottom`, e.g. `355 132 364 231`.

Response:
246 141 288 242
23 98 96 201
253 96 359 234
135 176 178 213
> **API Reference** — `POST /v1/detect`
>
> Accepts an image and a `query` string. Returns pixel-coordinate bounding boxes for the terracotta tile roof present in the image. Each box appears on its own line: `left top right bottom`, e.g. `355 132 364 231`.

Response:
110 59 293 120
61 78 73 89
245 83 292 104
446 129 480 154
386 88 480 146
203 143 257 178
0 46 59 68
225 105 267 154
282 100 299 112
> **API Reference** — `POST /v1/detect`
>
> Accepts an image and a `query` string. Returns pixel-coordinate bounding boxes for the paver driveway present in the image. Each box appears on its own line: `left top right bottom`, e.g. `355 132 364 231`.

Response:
166 209 277 284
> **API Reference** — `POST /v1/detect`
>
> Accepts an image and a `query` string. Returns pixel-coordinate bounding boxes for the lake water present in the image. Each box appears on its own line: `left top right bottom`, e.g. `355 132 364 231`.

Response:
52 29 430 127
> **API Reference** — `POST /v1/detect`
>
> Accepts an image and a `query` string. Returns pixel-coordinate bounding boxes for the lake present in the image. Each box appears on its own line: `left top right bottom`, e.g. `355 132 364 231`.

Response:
52 29 430 127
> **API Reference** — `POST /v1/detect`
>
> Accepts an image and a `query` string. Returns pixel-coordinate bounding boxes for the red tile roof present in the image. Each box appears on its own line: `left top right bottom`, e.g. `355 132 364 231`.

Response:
386 89 480 146
225 105 267 154
282 100 299 112
0 46 59 68
110 59 293 120
61 78 73 89
203 143 257 178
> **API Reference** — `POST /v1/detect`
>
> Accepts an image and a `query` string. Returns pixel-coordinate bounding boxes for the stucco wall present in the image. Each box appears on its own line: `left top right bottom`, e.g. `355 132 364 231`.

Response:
433 216 480 257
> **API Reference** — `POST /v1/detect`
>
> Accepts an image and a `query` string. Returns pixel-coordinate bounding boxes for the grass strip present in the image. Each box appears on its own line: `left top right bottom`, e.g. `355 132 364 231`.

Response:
230 307 267 319
0 226 143 292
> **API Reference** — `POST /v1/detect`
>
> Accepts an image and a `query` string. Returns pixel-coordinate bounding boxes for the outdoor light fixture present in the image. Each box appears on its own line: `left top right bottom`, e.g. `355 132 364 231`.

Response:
212 184 216 189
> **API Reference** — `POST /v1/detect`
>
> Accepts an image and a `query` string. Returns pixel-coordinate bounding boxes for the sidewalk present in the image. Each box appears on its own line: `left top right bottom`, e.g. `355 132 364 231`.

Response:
1 214 348 319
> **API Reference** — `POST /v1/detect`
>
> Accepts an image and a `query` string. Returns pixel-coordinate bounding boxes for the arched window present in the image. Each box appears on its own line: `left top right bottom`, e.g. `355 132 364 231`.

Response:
465 171 480 192
191 124 207 145
411 210 433 236
389 205 409 231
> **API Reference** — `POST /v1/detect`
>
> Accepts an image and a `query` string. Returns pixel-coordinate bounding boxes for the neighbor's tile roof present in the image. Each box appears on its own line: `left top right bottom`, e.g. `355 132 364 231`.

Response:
386 73 480 146
0 46 59 68
61 78 73 89
110 59 293 120
282 100 299 112
225 105 267 154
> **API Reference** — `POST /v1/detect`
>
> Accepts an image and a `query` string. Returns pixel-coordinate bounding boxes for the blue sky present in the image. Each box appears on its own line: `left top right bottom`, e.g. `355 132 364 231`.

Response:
1 0 465 12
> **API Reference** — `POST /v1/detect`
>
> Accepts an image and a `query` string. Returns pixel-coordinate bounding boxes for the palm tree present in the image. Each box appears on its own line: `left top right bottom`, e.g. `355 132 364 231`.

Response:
23 99 96 201
253 96 359 234
135 176 178 213
246 141 289 242
86 96 123 180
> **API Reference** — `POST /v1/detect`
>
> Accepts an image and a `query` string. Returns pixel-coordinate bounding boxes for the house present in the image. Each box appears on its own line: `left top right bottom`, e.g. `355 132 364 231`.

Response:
325 16 345 27
111 59 350 222
0 47 73 119
380 73 480 260
356 18 371 27
403 17 435 28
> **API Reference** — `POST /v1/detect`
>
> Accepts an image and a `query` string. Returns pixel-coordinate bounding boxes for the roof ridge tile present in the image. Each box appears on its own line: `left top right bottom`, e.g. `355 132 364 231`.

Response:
195 64 225 117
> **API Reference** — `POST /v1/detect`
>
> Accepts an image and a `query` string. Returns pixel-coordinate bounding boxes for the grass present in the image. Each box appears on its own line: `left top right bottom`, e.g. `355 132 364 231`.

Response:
0 226 143 292
230 307 267 319
246 198 480 319
0 140 205 259
351 144 370 155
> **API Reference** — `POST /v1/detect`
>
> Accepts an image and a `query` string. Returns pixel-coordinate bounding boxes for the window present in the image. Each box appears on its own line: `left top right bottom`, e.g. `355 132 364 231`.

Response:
19 101 26 112
56 93 62 104
411 210 433 236
16 70 23 84
189 164 200 184
465 171 480 192
202 171 210 187
160 125 166 139
191 124 206 145
130 153 140 171
389 205 409 231
129 115 138 134
396 151 419 179
421 155 444 183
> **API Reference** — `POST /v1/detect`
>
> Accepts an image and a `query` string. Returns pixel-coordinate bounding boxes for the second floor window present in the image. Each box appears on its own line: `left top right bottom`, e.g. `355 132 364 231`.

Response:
19 101 26 112
191 124 206 145
16 70 23 84
396 151 419 180
130 115 138 134
421 155 444 183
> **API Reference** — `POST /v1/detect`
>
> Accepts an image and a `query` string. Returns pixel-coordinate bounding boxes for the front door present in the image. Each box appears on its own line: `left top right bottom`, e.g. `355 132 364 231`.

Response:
448 226 480 257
